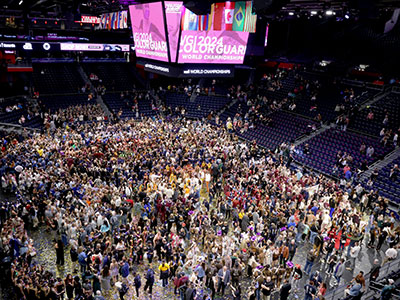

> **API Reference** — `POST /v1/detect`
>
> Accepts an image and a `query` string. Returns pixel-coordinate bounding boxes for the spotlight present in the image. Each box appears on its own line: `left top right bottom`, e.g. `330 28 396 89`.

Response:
19 0 23 5
326 10 333 16
344 14 350 19
288 12 294 16
311 11 317 15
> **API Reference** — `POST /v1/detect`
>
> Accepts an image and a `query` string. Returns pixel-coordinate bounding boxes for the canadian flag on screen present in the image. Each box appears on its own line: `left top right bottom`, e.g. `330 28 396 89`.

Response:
225 1 235 30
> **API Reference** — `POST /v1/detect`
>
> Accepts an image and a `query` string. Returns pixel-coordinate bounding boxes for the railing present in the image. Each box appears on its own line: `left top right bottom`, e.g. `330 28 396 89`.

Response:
392 86 400 94
31 58 75 63
324 257 400 300
0 95 29 103
340 78 365 87
366 82 385 91
339 78 386 91
0 122 40 132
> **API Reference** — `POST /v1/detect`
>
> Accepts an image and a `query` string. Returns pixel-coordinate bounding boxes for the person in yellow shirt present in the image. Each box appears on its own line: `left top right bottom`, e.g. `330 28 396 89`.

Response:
239 209 245 220
158 260 170 287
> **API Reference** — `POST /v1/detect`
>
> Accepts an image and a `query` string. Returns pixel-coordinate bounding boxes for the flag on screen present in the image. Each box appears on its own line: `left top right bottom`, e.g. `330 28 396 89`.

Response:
200 15 209 30
99 14 105 29
208 3 214 30
123 11 128 28
225 2 235 31
244 1 257 33
199 15 204 30
181 7 190 30
103 14 108 29
243 1 252 31
114 12 119 29
107 14 111 30
120 11 126 29
188 10 198 30
213 2 224 30
110 13 115 29
249 14 257 32
118 11 123 29
233 1 245 31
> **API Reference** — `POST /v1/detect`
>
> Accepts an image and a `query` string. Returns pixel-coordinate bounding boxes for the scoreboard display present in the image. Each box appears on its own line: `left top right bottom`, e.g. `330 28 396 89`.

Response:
129 1 257 64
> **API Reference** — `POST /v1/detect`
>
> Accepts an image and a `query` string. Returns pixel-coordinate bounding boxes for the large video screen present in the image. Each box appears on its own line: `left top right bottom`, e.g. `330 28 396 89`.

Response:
165 1 183 63
178 30 249 64
129 1 257 64
129 2 168 62
177 1 255 64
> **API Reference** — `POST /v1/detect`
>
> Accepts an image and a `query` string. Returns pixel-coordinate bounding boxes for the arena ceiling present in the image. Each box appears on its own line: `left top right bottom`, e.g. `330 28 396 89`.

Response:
2 0 399 18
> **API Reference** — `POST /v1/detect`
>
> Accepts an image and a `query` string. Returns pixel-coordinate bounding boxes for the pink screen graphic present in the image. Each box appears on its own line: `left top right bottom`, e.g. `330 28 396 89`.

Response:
178 30 249 64
165 1 183 63
129 2 168 62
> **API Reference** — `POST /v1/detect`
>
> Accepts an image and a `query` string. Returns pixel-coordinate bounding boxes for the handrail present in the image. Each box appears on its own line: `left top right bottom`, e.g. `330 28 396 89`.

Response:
324 257 400 300
392 86 400 94
366 82 385 91
340 78 365 87
0 122 40 132
0 95 29 102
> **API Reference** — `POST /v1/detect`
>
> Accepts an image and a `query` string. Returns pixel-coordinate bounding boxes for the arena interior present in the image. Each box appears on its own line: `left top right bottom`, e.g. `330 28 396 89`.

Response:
0 0 400 300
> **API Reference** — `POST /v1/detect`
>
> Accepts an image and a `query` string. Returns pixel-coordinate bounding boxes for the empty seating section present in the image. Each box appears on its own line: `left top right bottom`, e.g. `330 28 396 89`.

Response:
292 84 374 122
349 92 400 137
102 93 156 119
261 75 297 103
218 101 248 125
82 63 137 91
33 63 85 94
165 93 231 119
293 128 393 175
202 79 230 96
39 94 96 112
361 156 400 204
236 111 317 150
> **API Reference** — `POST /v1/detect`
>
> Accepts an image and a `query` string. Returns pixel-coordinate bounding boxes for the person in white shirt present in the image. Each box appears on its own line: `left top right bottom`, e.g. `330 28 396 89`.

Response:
205 171 211 193
384 247 398 264
347 242 361 270
366 146 374 158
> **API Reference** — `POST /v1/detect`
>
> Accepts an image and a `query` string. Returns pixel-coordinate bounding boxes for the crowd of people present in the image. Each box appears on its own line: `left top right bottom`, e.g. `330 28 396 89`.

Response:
41 103 108 131
0 98 399 300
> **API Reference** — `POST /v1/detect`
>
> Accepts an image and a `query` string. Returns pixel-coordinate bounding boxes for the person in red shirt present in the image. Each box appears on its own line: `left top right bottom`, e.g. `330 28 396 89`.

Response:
318 282 327 296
